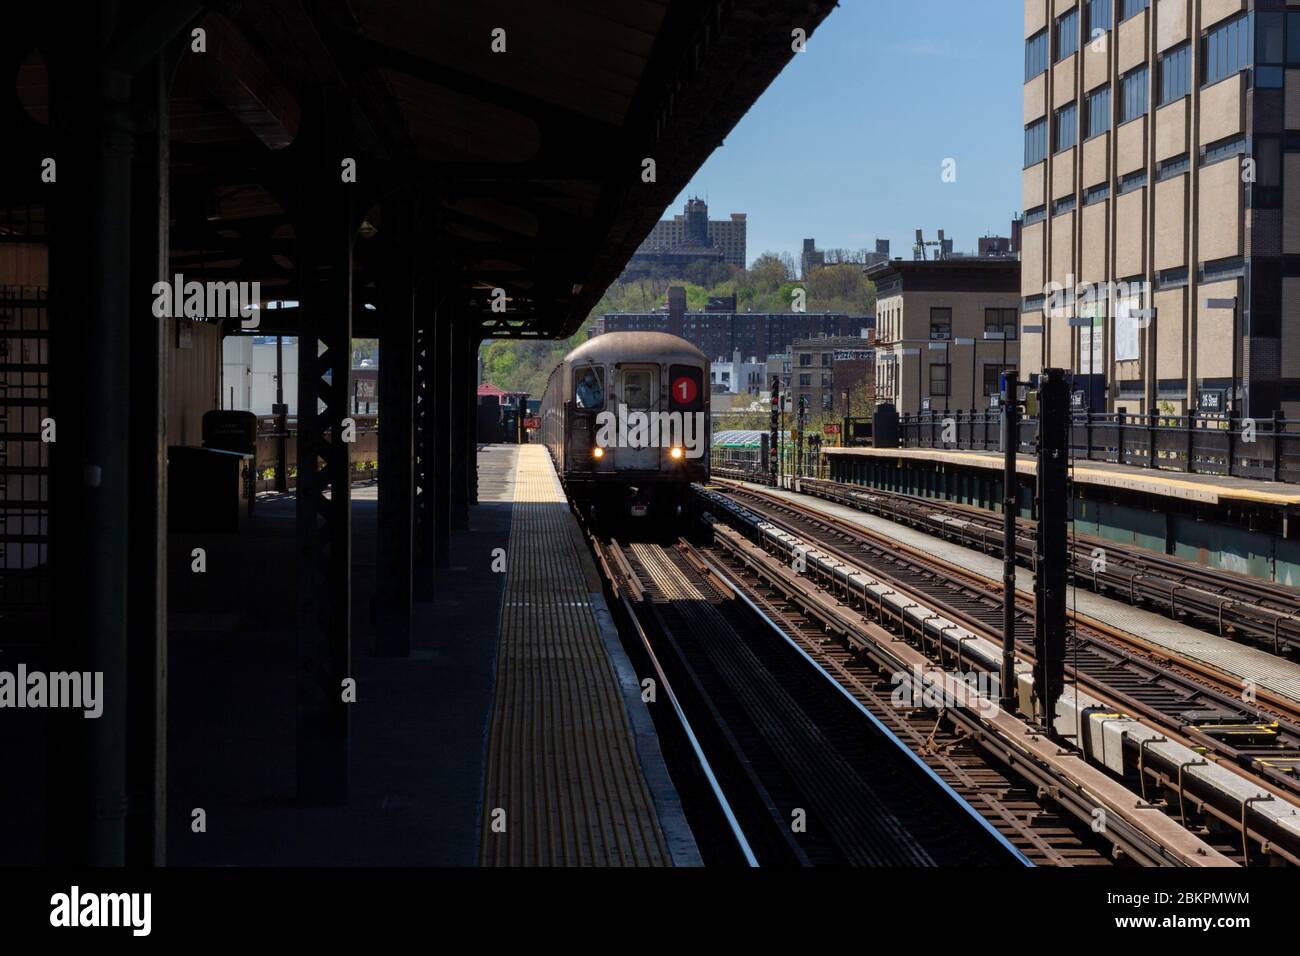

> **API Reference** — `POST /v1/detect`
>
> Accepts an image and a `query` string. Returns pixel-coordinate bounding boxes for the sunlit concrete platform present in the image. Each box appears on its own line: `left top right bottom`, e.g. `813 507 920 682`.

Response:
161 443 694 865
479 445 697 866
732 479 1300 705
826 446 1300 508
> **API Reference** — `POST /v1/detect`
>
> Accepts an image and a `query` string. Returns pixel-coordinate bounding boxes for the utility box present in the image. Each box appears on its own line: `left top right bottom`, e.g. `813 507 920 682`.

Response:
872 403 899 448
202 409 258 454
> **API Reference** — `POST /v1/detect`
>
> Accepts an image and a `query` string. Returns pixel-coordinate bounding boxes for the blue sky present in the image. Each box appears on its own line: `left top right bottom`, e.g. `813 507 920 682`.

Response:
668 0 1024 266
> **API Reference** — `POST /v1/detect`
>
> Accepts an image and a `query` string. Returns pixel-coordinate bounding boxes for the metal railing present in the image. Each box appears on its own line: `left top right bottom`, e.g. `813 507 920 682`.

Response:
896 410 1300 485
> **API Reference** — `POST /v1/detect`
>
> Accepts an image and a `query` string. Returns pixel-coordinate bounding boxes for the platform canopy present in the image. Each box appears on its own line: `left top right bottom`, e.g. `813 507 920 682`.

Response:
32 0 839 341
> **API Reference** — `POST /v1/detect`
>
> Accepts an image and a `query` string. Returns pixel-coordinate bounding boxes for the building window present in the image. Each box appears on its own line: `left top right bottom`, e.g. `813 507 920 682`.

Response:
985 308 1018 339
1053 195 1078 216
1083 183 1110 205
983 365 1015 397
1252 135 1282 208
1201 135 1246 167
1119 66 1148 123
1156 154 1189 180
929 363 950 397
821 393 833 411
1119 0 1147 22
1054 102 1078 152
929 307 952 340
1023 205 1048 226
1202 15 1251 88
1024 118 1048 167
1086 0 1112 37
821 372 832 387
1257 12 1285 88
821 352 831 366
1056 9 1079 62
799 353 812 366
1025 30 1048 81
1118 169 1148 194
1158 44 1191 105
798 373 811 387
1084 87 1110 139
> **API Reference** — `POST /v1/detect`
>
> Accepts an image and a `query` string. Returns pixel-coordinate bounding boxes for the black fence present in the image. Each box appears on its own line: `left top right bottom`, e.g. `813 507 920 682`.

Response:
896 410 1300 485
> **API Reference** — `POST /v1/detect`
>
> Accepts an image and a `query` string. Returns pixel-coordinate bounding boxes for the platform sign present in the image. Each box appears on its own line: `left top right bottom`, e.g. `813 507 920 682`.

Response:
823 423 840 435
668 364 703 410
1197 390 1226 414
524 416 541 430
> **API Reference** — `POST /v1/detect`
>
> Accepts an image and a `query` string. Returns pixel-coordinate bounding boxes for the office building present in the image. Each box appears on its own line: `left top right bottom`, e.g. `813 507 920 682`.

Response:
1022 0 1299 416
869 258 1021 414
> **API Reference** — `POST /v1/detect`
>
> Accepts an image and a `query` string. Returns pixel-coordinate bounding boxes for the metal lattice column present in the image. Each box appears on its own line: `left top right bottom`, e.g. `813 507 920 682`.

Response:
413 312 435 600
449 320 469 530
294 147 356 804
375 232 415 654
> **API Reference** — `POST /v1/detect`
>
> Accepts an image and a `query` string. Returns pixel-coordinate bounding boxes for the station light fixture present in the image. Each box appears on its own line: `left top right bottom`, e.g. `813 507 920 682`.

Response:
669 447 684 460
592 446 605 459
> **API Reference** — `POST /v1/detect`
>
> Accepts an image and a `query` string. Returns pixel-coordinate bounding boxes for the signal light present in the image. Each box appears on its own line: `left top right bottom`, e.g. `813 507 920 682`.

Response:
592 446 605 459
669 447 684 460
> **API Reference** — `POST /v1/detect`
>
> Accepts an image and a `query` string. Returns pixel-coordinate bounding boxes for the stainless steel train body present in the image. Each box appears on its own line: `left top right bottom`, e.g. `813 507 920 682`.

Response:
540 331 710 520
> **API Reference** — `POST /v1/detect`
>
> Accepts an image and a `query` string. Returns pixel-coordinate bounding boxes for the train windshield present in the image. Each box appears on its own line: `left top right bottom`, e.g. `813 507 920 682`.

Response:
574 366 604 409
622 369 654 408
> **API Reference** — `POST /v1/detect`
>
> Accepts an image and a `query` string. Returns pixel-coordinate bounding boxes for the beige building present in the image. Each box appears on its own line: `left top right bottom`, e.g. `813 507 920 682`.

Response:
1023 0 1298 417
790 335 877 415
867 259 1021 415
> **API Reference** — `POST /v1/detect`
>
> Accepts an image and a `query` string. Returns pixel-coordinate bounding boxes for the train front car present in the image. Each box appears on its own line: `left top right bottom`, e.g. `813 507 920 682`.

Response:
540 331 710 526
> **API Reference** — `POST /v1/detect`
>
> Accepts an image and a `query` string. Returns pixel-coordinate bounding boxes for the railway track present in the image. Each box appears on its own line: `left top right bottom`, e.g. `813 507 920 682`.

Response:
688 538 1128 865
594 534 1036 866
700 482 1300 864
712 482 1300 784
795 475 1300 658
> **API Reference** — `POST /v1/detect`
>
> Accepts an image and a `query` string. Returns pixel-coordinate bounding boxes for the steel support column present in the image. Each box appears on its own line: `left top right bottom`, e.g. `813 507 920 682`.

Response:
294 104 356 804
466 327 479 505
413 301 436 599
46 43 135 867
374 223 415 654
125 51 174 867
433 312 452 563
449 320 469 530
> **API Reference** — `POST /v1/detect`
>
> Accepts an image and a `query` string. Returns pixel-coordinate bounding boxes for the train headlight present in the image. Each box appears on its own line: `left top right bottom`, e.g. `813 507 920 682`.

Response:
669 447 684 461
592 446 605 459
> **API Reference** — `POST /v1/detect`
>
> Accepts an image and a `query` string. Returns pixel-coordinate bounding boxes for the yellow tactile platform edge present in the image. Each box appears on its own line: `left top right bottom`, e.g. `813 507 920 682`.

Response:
479 446 671 866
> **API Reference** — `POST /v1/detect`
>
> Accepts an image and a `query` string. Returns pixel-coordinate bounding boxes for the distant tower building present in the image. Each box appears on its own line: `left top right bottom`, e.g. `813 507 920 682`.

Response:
801 238 826 278
624 198 748 277
683 198 709 245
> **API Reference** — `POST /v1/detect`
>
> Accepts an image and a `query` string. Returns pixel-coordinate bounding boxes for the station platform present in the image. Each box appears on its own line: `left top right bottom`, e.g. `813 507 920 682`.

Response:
825 446 1300 585
825 446 1300 508
728 479 1300 705
479 445 696 866
147 443 696 867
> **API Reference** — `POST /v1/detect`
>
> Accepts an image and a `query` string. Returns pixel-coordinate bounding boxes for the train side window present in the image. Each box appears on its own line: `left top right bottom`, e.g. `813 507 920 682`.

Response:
574 366 604 409
623 369 654 408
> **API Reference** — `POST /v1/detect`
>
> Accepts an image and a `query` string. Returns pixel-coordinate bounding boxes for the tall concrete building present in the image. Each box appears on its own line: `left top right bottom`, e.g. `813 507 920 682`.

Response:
627 198 748 275
1022 0 1298 418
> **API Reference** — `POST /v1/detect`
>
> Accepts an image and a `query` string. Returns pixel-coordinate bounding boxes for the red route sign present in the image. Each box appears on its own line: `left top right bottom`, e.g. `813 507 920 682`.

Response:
671 375 698 405
823 423 841 435
524 417 541 429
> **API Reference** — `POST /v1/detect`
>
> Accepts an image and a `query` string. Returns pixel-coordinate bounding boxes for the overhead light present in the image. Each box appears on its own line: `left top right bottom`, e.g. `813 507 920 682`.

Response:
592 446 605 459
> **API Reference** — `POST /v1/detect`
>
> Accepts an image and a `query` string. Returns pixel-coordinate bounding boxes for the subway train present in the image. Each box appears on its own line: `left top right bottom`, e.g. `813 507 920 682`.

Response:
539 331 710 523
